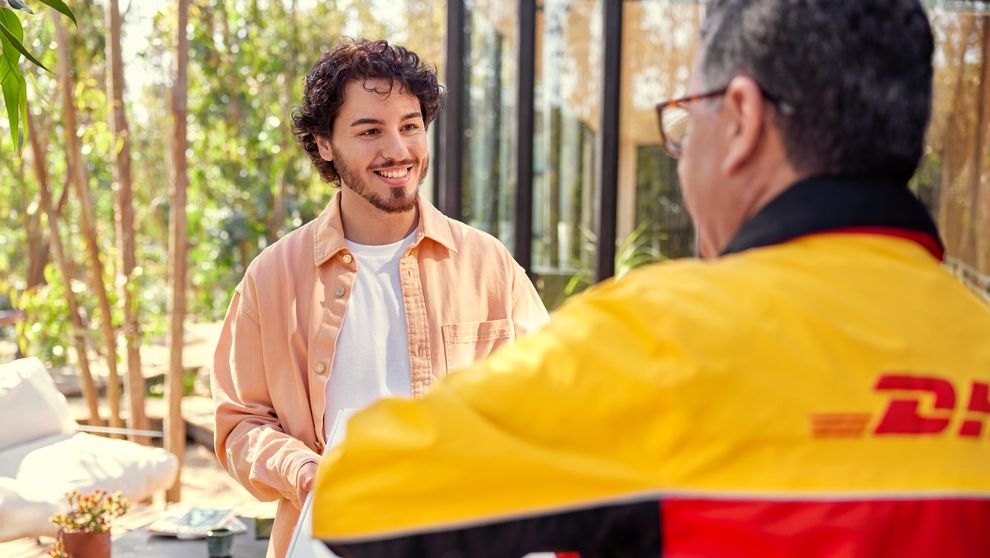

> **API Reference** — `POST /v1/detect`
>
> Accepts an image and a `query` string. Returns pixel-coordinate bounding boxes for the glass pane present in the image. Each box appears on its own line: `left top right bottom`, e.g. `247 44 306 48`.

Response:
613 2 990 303
533 0 602 310
617 0 702 270
461 0 519 246
921 8 990 300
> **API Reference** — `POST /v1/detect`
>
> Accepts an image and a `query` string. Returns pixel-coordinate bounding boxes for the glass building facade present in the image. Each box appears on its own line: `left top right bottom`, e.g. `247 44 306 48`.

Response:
350 0 990 308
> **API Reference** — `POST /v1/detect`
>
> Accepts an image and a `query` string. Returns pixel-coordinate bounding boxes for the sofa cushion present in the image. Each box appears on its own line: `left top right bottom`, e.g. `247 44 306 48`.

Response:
13 432 179 502
0 477 58 542
0 358 75 450
0 432 179 539
0 358 180 542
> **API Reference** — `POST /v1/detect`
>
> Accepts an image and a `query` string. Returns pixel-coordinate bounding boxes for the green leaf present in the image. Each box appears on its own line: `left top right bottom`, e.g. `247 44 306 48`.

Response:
0 10 48 72
18 70 27 149
0 10 25 148
36 0 76 26
0 8 23 68
1 62 22 147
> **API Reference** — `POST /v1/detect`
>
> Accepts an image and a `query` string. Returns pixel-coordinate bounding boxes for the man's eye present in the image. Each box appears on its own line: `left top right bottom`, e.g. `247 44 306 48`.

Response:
360 129 380 137
403 123 421 131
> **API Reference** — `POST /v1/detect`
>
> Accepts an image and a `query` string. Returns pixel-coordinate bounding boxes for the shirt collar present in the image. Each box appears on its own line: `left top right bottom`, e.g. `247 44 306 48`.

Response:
721 175 945 261
313 191 458 266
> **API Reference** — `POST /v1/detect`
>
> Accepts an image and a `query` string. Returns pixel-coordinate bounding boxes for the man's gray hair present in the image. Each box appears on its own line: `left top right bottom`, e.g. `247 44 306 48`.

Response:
701 0 934 181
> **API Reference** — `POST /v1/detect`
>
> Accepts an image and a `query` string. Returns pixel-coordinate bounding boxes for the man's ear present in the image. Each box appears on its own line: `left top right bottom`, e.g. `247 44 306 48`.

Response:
315 135 334 162
721 75 766 176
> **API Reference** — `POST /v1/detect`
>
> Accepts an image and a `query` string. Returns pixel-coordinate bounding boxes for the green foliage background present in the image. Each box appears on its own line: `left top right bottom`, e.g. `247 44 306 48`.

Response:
0 0 445 366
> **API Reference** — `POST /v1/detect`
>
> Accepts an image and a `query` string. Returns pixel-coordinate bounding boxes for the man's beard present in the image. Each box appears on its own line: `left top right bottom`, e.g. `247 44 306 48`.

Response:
333 147 428 214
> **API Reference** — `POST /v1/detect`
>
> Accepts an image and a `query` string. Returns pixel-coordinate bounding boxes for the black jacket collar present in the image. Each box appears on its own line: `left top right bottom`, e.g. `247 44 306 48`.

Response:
721 175 944 261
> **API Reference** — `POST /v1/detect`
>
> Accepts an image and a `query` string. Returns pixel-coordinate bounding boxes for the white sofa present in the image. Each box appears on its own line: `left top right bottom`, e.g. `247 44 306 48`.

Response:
0 357 179 542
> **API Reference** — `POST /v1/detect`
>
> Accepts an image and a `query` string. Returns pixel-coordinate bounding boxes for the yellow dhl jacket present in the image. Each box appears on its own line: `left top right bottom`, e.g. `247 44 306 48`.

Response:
312 177 990 557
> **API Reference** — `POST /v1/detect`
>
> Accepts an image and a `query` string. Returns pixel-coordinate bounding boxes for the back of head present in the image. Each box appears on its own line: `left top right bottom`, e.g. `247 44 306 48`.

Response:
701 0 934 182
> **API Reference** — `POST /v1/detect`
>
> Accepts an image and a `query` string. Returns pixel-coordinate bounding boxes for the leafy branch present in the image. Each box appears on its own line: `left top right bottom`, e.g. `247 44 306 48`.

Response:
0 0 75 150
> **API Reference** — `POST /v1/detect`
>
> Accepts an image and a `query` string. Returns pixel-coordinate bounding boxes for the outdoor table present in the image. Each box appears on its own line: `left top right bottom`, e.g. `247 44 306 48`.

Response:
112 516 268 557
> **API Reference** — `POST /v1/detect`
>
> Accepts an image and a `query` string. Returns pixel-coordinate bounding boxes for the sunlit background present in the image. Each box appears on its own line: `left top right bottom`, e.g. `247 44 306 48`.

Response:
1 0 988 367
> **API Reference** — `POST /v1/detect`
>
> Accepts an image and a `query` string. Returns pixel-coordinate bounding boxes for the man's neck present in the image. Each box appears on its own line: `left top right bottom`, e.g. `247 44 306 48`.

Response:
743 164 806 220
339 188 419 245
707 158 805 259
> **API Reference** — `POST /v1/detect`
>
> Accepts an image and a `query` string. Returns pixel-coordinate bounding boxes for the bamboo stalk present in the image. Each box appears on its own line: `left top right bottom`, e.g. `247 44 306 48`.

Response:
165 0 191 503
105 0 150 446
26 108 102 426
54 15 124 436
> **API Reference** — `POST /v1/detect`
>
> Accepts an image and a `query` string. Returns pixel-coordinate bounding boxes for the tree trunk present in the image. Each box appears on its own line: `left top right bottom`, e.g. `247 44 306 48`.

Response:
54 15 124 436
269 0 297 242
937 16 976 256
165 0 191 503
106 0 149 445
219 0 243 158
966 18 989 268
21 164 46 289
26 108 102 426
26 163 72 289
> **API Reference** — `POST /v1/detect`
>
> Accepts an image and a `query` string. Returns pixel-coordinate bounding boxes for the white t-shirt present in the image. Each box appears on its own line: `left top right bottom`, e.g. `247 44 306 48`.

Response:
323 232 416 438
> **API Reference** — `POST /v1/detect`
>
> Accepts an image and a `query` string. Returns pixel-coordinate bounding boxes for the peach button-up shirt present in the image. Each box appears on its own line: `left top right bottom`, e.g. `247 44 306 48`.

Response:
211 192 548 557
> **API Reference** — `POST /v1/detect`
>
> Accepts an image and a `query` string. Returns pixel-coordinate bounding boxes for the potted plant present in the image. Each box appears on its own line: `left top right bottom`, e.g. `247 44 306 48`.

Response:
48 489 130 558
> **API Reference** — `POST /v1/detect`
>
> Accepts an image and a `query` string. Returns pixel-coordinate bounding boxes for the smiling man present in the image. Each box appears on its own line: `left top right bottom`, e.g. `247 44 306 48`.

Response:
210 39 547 558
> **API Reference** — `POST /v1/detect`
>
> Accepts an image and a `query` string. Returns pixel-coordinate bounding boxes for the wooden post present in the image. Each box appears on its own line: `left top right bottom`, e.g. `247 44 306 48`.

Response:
26 108 102 426
967 18 989 270
105 0 149 445
54 15 124 435
269 0 298 243
165 0 191 503
21 163 47 289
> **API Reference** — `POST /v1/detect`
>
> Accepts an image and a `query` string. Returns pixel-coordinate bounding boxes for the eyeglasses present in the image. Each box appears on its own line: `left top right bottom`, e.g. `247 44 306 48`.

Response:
655 85 793 158
654 88 728 159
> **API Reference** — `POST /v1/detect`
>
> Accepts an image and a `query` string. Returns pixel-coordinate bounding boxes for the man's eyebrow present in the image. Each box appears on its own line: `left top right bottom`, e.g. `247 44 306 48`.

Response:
349 113 422 127
350 118 383 127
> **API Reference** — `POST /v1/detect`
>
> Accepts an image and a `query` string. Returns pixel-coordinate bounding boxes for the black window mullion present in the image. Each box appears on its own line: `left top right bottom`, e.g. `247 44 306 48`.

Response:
514 0 537 274
594 0 622 282
442 0 467 220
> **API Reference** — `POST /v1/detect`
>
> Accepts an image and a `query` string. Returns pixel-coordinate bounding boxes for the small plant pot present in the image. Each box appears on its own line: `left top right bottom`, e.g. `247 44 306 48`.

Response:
60 530 111 558
206 527 235 558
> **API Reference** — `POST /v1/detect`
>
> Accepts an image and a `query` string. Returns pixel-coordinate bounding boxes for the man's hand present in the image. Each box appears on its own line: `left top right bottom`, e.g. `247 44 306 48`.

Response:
296 461 319 507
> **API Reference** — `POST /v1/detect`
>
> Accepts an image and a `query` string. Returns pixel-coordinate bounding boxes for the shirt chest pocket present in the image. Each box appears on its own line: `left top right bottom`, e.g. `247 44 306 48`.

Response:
441 318 515 373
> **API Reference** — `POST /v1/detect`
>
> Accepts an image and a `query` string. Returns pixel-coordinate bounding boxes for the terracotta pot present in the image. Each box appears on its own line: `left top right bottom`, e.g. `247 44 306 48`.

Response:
60 530 111 558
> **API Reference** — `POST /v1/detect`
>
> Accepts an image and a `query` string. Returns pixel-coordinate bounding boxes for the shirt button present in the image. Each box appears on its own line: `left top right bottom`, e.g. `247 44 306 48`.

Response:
334 286 345 297
342 254 353 264
314 362 326 374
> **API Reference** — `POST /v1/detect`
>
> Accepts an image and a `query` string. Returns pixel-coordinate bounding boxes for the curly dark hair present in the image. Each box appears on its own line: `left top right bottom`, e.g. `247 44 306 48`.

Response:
291 38 444 184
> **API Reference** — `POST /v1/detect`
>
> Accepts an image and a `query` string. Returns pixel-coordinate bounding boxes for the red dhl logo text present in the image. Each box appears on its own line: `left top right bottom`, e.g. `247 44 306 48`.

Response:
810 374 989 438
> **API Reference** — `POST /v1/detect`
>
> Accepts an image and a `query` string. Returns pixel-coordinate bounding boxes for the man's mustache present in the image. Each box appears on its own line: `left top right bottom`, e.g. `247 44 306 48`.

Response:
370 159 418 170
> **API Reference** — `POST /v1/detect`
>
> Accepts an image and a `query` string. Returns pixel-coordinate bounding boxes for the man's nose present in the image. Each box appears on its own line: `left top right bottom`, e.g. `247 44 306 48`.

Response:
381 130 412 162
